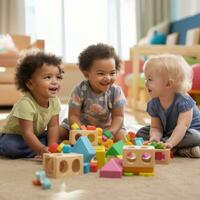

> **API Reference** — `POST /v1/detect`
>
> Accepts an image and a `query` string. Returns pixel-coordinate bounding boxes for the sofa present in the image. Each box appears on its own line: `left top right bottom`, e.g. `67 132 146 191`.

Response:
128 13 200 111
0 34 44 106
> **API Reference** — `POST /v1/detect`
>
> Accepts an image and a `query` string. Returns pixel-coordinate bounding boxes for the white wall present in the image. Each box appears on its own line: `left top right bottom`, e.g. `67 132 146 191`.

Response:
170 0 200 21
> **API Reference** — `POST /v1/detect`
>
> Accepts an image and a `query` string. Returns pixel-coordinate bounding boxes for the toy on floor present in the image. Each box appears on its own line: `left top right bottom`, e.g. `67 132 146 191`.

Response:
32 170 51 189
43 153 83 178
70 123 98 145
147 141 171 164
122 145 155 176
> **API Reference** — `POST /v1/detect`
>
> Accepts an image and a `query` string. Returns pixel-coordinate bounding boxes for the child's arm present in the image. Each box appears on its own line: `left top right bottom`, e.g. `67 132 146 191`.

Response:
68 107 82 127
109 107 124 136
19 119 49 154
47 114 59 146
165 109 193 148
149 117 163 142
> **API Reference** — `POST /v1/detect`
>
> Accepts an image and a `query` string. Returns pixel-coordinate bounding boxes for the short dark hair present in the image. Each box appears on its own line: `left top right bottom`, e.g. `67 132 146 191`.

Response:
78 43 121 71
15 49 62 93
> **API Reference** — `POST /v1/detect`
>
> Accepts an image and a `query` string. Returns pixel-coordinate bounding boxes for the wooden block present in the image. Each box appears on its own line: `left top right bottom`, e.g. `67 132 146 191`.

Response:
155 149 171 164
43 153 83 178
69 130 98 145
122 145 155 172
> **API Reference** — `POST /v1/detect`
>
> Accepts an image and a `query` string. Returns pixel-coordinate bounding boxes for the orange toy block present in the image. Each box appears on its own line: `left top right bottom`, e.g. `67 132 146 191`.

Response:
43 153 83 178
155 149 171 164
90 162 98 172
69 130 98 145
122 145 155 174
87 125 96 130
48 143 59 153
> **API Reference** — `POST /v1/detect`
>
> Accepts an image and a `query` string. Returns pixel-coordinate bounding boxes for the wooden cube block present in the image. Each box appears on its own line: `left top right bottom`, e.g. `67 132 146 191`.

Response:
69 130 98 145
122 145 155 173
43 153 83 178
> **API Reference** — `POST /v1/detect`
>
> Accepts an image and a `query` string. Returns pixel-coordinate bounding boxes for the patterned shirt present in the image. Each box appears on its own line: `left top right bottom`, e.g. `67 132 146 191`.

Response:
69 80 126 129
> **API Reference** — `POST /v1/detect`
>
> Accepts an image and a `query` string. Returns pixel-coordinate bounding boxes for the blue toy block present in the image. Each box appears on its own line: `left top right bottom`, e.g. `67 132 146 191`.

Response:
83 163 90 174
134 137 144 146
41 178 52 189
63 144 71 153
71 136 95 163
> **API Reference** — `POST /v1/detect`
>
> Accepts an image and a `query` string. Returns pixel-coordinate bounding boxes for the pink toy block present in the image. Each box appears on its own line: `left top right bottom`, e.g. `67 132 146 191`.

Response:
99 158 122 178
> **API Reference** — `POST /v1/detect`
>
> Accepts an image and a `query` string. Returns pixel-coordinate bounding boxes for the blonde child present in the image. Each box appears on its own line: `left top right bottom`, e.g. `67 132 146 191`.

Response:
137 54 200 158
0 50 63 158
60 43 126 141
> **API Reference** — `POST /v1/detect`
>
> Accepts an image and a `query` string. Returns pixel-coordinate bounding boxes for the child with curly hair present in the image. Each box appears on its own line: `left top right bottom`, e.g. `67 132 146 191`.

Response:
60 43 126 141
137 54 200 158
0 49 63 158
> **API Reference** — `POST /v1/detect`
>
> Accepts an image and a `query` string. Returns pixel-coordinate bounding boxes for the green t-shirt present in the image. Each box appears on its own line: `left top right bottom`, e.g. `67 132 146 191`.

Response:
1 92 61 136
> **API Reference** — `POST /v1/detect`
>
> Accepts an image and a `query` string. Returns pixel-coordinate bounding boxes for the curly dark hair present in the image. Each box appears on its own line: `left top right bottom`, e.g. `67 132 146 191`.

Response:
15 49 62 93
78 43 121 71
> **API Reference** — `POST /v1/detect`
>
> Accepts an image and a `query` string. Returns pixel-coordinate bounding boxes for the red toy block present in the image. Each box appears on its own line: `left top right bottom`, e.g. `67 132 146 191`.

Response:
90 162 98 172
80 125 87 130
87 125 96 130
48 143 59 153
32 179 41 186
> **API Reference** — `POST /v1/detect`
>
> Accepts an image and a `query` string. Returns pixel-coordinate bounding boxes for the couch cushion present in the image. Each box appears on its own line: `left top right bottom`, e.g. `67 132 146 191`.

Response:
0 68 15 84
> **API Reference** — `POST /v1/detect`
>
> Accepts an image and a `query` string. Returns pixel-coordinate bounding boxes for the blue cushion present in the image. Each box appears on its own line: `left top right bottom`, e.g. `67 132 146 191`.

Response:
150 31 167 45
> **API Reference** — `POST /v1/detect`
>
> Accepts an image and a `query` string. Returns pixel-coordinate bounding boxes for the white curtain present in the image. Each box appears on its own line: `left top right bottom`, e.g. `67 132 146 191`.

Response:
25 0 137 62
136 0 169 40
0 0 25 34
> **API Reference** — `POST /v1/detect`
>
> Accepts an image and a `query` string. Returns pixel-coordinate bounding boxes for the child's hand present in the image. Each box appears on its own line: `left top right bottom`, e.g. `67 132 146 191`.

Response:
39 146 50 155
149 135 160 143
163 142 173 149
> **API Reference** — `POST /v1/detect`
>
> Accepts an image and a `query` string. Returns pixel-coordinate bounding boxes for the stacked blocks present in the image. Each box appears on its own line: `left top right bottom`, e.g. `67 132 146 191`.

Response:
94 146 106 168
71 136 95 163
70 130 98 145
43 153 83 178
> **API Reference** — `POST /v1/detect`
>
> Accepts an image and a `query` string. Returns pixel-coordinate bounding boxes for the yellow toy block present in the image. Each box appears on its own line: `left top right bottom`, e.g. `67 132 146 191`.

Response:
155 148 171 164
69 130 98 145
57 143 64 152
43 153 83 178
96 127 103 136
98 136 103 145
122 145 155 174
94 146 105 169
102 139 113 149
71 123 80 130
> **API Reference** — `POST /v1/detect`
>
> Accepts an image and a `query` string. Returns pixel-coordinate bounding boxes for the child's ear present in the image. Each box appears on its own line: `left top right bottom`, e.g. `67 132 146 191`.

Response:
166 79 174 88
26 80 33 90
82 70 89 78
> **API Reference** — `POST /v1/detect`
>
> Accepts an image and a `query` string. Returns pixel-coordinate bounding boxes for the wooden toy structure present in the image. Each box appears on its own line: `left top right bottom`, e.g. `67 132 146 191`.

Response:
155 149 171 164
70 130 98 145
122 145 155 174
43 153 83 178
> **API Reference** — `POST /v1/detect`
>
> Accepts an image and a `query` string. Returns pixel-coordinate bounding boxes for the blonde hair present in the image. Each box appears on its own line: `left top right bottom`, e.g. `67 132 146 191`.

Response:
143 54 193 94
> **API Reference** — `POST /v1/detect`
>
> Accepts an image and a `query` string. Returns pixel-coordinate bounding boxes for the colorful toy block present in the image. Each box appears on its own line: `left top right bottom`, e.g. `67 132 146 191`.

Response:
69 130 98 145
134 137 144 146
71 123 80 130
100 158 122 178
33 170 51 189
90 161 98 172
106 140 125 157
48 143 59 153
103 130 113 139
43 153 83 178
71 136 95 163
94 146 106 168
83 163 90 174
96 127 103 136
155 148 171 164
63 144 71 153
122 145 155 174
87 125 96 130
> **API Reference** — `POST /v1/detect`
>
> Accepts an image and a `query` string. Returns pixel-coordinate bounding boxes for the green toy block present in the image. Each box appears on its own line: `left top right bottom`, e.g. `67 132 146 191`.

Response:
103 130 113 139
106 140 125 157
